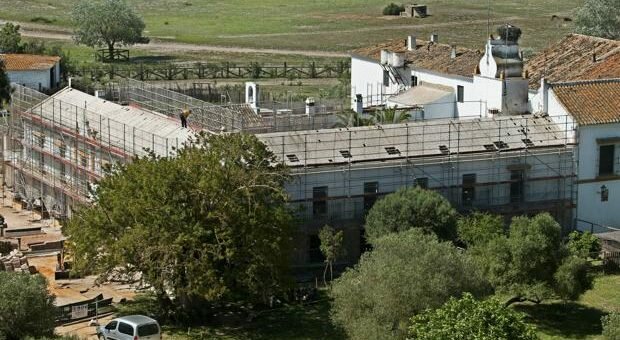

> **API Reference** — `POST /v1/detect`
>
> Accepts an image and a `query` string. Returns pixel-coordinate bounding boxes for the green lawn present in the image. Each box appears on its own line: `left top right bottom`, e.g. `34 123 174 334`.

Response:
5 0 581 52
515 274 620 340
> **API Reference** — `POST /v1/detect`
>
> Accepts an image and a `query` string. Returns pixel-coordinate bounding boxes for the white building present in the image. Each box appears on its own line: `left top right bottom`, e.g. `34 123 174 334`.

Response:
1 54 61 92
535 79 620 232
258 115 576 264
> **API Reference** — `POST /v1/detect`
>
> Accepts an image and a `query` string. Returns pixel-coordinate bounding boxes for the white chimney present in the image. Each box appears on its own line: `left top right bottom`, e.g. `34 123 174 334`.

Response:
430 33 438 43
380 50 390 65
94 90 100 98
407 35 417 51
540 77 549 114
68 77 72 88
450 45 456 59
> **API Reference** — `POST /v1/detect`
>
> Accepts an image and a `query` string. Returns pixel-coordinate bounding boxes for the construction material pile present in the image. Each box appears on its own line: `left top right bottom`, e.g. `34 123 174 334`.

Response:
0 249 31 272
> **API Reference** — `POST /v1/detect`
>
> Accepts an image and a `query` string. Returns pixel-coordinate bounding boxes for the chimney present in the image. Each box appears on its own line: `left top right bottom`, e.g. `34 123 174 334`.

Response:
540 77 549 114
68 77 72 88
407 35 417 51
94 90 99 99
430 33 438 43
450 45 456 59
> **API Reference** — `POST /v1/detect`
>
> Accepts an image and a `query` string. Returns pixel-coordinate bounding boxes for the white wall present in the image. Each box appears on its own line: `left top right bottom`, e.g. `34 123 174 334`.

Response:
7 64 59 91
351 56 404 109
411 70 484 118
574 124 620 230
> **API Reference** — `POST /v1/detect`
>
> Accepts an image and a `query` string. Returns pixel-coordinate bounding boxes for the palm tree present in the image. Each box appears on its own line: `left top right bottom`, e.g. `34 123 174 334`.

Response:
372 108 410 125
334 110 374 128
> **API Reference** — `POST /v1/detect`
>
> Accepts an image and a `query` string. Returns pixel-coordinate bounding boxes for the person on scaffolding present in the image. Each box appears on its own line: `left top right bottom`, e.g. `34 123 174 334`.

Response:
180 107 192 128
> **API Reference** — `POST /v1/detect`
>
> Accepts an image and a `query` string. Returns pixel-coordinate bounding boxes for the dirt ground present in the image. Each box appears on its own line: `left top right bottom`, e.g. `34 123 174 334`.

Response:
0 190 138 340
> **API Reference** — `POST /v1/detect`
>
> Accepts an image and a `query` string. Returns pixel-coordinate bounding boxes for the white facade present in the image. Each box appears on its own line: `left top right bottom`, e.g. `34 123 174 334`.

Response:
7 66 60 91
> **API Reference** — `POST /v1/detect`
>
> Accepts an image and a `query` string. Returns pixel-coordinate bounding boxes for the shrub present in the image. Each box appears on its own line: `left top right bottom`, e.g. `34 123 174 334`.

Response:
602 312 620 340
383 3 404 16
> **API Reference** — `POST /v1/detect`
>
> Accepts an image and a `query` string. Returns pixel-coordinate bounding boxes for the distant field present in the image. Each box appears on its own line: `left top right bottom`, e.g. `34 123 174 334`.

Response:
5 0 581 53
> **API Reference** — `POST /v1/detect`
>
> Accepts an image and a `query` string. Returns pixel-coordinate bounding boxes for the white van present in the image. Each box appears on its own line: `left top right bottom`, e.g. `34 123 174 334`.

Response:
96 315 161 340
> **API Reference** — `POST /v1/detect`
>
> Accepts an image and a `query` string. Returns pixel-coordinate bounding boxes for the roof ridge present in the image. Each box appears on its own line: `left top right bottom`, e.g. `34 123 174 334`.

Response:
550 78 620 87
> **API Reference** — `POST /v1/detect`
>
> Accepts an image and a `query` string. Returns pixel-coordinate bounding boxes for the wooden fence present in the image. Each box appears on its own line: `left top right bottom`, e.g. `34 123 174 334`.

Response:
71 61 350 81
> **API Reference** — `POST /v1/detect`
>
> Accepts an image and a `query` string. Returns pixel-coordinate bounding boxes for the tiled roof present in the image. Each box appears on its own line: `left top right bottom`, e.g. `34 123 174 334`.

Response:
0 53 60 71
551 79 620 126
351 39 482 78
526 34 620 89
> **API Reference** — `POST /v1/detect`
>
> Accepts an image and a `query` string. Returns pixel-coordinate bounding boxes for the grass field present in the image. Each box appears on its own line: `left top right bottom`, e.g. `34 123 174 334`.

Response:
116 274 619 339
6 0 581 54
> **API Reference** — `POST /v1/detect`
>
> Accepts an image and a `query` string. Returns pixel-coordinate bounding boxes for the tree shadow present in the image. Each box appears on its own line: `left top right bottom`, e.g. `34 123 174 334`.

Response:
515 302 606 338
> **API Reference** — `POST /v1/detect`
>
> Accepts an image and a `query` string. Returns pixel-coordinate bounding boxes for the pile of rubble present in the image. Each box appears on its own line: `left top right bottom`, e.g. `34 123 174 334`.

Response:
0 249 34 273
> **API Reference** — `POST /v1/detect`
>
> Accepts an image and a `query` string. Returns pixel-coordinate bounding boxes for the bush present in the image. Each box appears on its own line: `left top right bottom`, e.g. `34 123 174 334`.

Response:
409 293 537 340
383 3 404 16
0 272 56 340
567 231 601 259
554 256 591 300
602 312 620 340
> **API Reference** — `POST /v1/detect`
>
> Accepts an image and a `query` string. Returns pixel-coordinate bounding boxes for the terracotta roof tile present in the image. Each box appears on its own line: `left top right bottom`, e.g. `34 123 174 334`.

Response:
0 53 60 71
526 34 620 89
351 39 482 78
551 79 620 126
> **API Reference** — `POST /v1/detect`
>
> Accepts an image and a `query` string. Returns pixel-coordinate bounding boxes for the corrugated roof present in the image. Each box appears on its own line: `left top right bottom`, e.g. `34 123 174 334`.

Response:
351 39 482 78
35 88 192 156
526 34 620 89
258 115 569 167
551 79 620 126
0 53 60 71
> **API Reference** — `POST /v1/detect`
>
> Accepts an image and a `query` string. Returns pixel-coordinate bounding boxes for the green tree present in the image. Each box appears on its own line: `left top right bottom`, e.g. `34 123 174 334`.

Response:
319 225 344 285
365 186 458 243
0 60 12 109
473 213 592 305
329 229 488 340
574 0 620 39
64 133 293 314
567 231 601 259
408 293 536 340
457 212 504 248
602 312 620 340
372 108 410 125
0 22 22 53
72 0 149 59
334 110 374 128
0 272 56 340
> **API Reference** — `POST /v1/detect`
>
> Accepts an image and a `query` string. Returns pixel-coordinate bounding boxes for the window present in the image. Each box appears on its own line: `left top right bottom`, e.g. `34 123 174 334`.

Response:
104 321 117 331
138 323 160 336
510 170 525 203
308 234 325 263
118 322 134 336
414 177 428 189
599 144 615 176
313 186 328 217
601 185 609 202
457 85 465 103
58 143 66 158
383 70 390 87
411 75 418 87
462 174 476 206
364 182 379 213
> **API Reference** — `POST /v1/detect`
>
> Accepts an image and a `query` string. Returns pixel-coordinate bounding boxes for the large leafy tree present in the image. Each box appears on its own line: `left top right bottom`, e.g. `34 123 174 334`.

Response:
72 0 149 58
471 213 592 305
574 0 620 39
408 293 536 340
457 212 505 248
64 133 293 312
0 22 22 53
0 273 56 340
329 229 489 340
365 186 458 243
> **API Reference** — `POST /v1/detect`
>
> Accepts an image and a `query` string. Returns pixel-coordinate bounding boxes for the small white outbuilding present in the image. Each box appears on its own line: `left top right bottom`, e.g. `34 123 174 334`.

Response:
0 53 61 91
